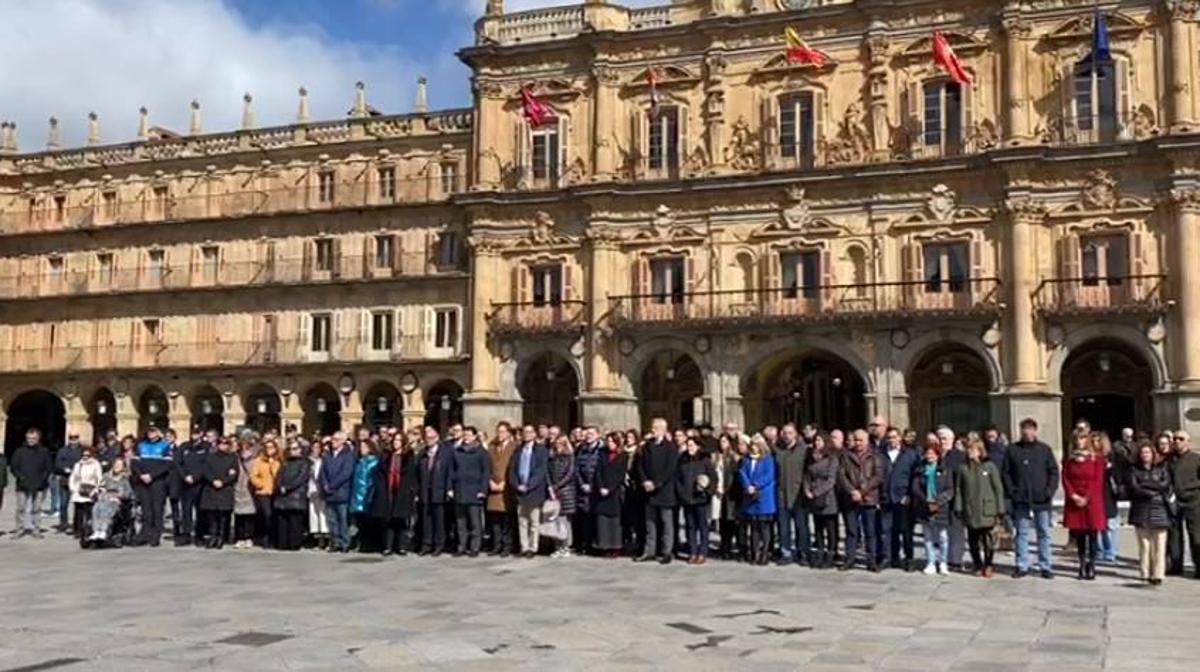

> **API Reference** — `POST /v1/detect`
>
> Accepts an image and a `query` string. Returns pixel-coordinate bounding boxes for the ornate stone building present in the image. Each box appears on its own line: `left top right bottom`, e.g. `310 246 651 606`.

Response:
2 0 1200 450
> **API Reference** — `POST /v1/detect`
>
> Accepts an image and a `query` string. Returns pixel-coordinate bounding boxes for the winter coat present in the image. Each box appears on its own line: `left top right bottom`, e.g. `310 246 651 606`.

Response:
370 449 418 521
249 455 281 496
10 443 52 492
486 438 516 513
837 449 883 507
417 444 453 505
804 452 840 517
320 444 357 505
350 454 379 514
450 443 491 506
574 441 603 513
739 455 777 518
1002 440 1059 510
879 446 920 505
274 456 311 512
200 451 239 512
234 453 256 515
955 459 1006 530
677 451 717 506
1102 460 1119 519
548 452 577 516
508 441 549 508
1062 455 1107 532
1170 450 1200 510
0 453 7 492
720 454 743 521
636 437 681 508
910 460 955 525
1127 463 1172 530
591 451 627 518
68 457 104 503
773 441 808 510
134 438 174 481
178 441 211 489
54 442 82 477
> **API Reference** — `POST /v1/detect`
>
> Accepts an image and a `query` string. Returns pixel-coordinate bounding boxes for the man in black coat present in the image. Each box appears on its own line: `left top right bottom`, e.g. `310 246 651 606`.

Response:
175 428 213 546
573 426 603 555
450 426 491 557
11 429 52 538
52 433 82 533
509 424 549 558
417 426 453 556
1002 418 1059 579
636 417 681 564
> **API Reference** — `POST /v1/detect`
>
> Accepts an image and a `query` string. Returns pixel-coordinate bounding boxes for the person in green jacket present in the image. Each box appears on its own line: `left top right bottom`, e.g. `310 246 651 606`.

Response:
955 438 1006 578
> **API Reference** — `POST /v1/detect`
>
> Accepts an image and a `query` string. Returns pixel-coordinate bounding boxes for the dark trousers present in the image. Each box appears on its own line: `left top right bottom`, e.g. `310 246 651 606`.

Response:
275 509 306 550
382 518 410 554
948 512 966 567
777 501 811 561
57 481 71 528
718 519 739 558
205 509 230 546
968 526 995 570
749 517 773 563
643 505 675 558
1073 530 1098 568
179 484 203 541
1167 507 1199 574
843 505 877 567
253 495 273 548
234 514 255 543
136 479 167 544
572 510 595 554
73 501 94 538
421 502 448 552
879 503 913 564
813 514 839 558
487 511 514 554
455 503 484 554
684 503 710 558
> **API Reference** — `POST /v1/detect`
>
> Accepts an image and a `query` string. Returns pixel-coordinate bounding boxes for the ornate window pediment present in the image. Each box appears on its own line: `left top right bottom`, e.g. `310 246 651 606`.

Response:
1049 169 1154 217
897 32 986 62
1043 11 1144 45
623 65 700 92
507 78 583 104
893 185 991 230
750 53 837 80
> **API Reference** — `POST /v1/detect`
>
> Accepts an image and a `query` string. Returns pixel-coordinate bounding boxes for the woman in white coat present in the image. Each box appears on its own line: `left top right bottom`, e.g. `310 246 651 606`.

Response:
68 446 104 539
307 439 329 549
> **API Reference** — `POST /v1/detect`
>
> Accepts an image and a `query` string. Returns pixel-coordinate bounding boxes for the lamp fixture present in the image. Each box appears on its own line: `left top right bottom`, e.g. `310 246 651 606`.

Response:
377 396 389 413
256 398 268 414
546 369 556 381
96 400 108 416
316 397 327 413
831 377 842 388
941 361 954 375
440 396 452 411
148 400 161 415
1098 353 1112 372
200 399 214 415
665 367 676 381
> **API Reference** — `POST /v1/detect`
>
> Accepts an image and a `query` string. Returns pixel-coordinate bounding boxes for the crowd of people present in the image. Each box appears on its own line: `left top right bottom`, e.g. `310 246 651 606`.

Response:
2 414 1198 585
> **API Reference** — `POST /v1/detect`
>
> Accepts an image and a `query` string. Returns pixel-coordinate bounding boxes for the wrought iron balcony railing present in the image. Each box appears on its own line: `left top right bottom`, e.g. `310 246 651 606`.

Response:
487 300 587 336
1033 274 1169 316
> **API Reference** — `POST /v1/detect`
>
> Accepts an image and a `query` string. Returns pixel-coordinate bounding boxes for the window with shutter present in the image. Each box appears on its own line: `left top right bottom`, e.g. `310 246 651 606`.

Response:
649 257 685 305
779 92 817 168
922 242 968 293
531 128 560 185
1073 57 1119 143
648 107 679 172
531 264 563 307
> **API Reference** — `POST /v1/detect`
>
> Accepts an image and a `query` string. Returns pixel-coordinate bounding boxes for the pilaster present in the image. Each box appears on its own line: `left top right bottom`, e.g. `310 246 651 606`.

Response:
64 395 92 446
402 387 427 431
1001 7 1033 144
1166 1 1198 132
1170 186 1200 386
865 26 891 161
339 389 363 434
1004 197 1047 390
224 392 247 433
592 66 620 179
468 237 504 395
114 394 139 438
280 393 304 435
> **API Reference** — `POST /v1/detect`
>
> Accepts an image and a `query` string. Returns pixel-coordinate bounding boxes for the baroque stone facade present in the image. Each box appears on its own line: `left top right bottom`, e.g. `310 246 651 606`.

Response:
3 0 1200 449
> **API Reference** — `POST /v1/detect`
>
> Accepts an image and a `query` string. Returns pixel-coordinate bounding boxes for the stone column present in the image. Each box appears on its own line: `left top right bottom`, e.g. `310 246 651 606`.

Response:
1001 8 1032 144
1171 187 1200 386
402 387 426 431
1004 198 1046 389
65 395 92 446
339 389 363 434
468 237 503 395
473 81 505 189
1167 1 1197 132
224 393 246 432
280 393 304 435
576 226 640 429
592 66 620 179
865 26 891 161
114 394 138 438
167 393 192 436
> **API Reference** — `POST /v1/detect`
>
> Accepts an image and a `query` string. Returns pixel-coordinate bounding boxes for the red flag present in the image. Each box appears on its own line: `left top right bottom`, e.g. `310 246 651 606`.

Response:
932 31 972 85
521 85 554 127
784 26 826 67
647 68 660 111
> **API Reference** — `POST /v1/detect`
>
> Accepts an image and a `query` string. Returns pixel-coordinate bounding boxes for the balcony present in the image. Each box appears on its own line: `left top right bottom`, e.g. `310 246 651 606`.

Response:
1042 112 1150 146
0 174 465 236
608 278 1002 330
0 336 462 374
487 301 587 336
0 251 464 300
1034 275 1168 317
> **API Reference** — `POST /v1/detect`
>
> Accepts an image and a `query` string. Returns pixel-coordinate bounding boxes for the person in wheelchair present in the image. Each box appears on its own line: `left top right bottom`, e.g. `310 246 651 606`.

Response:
82 458 135 549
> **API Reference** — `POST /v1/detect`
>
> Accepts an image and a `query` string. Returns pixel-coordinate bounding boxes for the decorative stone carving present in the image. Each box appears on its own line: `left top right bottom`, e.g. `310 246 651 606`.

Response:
618 336 636 356
926 184 957 222
1147 317 1166 344
652 204 675 231
967 120 1000 151
586 225 624 247
695 335 711 354
1169 186 1200 213
684 146 709 174
723 116 760 171
889 328 911 350
824 103 871 166
1132 105 1158 140
1045 324 1065 348
981 322 1003 348
468 233 508 254
780 186 813 230
1003 197 1049 223
531 211 555 245
563 157 586 185
1081 169 1118 210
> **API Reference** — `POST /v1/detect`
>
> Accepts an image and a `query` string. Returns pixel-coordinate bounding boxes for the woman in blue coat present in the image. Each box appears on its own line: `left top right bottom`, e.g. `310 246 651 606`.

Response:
739 435 777 565
350 440 380 552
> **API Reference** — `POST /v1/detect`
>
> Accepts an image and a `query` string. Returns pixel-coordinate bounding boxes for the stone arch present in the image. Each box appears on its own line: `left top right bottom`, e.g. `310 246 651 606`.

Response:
362 380 403 430
189 384 225 434
424 379 464 432
739 339 872 431
906 342 996 435
896 329 1003 394
5 388 66 452
301 381 341 437
638 349 706 430
241 382 282 435
137 384 169 434
1057 336 1158 449
617 335 713 400
501 341 585 402
1046 323 1166 394
517 351 581 428
87 386 118 440
739 334 875 394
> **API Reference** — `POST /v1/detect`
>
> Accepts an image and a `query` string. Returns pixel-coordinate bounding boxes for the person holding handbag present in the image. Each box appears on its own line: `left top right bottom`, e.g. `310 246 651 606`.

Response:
1127 439 1172 585
955 437 1006 578
68 446 103 539
678 437 717 564
546 436 577 559
911 434 955 576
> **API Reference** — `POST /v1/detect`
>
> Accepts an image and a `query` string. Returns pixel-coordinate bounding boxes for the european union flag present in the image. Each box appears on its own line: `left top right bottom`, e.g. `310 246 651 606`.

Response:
1086 10 1112 75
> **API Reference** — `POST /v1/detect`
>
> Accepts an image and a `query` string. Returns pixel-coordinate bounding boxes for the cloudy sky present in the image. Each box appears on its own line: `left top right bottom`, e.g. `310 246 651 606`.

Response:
0 0 658 149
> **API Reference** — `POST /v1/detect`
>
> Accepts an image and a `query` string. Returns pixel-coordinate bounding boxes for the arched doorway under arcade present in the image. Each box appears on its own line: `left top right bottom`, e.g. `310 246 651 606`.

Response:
242 383 282 436
362 381 402 432
88 387 117 440
190 386 225 435
743 349 868 432
425 380 464 432
5 389 66 452
907 343 993 436
138 386 169 434
519 353 579 429
638 350 705 431
1061 339 1154 452
302 383 342 438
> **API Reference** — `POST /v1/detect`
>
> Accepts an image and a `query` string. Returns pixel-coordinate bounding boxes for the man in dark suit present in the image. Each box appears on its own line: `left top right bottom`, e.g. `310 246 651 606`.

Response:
509 424 549 558
636 417 681 564
417 426 453 555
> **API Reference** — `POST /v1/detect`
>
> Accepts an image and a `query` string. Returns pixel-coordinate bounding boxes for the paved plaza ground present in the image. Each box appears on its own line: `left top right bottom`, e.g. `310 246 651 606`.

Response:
1 522 1198 672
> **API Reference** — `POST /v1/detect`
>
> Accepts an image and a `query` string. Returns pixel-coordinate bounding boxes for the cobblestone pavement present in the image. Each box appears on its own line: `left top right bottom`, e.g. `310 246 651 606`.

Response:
0 526 1197 672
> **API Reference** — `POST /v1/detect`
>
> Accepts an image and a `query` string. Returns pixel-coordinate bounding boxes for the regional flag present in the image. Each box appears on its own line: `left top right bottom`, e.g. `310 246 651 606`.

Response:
785 26 826 67
932 31 972 85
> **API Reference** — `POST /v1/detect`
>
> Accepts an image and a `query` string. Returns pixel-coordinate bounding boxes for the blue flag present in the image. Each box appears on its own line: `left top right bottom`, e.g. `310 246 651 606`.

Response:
1090 10 1111 71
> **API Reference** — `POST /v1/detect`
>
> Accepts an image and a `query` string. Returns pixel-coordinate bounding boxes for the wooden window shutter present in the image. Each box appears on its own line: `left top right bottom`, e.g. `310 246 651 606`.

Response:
902 240 924 306
392 233 405 273
302 239 313 276
685 254 700 296
1117 58 1133 140
362 235 373 276
297 313 310 353
970 238 985 299
330 237 342 277
359 309 371 352
962 82 975 148
906 80 924 153
420 306 433 353
629 109 644 176
760 93 777 166
763 249 781 308
812 89 827 166
512 264 529 302
1130 228 1147 301
677 106 689 169
820 248 834 310
562 262 574 301
1060 63 1076 141
393 308 404 353
558 114 573 184
332 312 344 354
515 121 530 186
1059 232 1082 307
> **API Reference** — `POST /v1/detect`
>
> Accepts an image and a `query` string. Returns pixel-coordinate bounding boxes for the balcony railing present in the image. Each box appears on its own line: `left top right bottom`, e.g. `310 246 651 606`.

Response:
487 300 587 336
0 174 465 236
0 252 465 300
1042 112 1150 146
1034 274 1168 316
609 278 1003 328
0 336 463 374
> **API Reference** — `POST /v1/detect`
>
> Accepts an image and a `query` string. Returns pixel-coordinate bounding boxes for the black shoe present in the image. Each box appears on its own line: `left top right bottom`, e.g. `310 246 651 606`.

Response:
431 549 442 557
1012 568 1028 578
149 538 160 547
522 551 535 559
904 560 914 573
1040 569 1055 580
775 558 791 567
659 556 672 565
838 561 853 572
498 549 510 558
869 561 881 573
467 550 479 558
634 555 655 563
382 549 393 557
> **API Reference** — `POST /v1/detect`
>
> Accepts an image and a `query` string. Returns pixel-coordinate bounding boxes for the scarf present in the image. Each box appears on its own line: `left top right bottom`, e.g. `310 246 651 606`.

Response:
923 461 938 501
388 451 402 494
607 447 621 464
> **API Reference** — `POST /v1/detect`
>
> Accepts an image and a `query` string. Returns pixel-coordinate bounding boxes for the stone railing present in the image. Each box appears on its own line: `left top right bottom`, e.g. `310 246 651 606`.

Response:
629 5 672 30
496 5 586 44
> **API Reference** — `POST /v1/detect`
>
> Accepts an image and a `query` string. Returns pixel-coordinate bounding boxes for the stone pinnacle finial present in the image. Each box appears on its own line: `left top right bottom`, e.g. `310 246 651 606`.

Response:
351 81 368 118
86 112 101 146
6 122 17 153
241 92 255 130
485 0 503 17
189 99 202 134
0 122 13 154
414 77 429 113
137 106 150 140
47 116 62 150
297 86 310 123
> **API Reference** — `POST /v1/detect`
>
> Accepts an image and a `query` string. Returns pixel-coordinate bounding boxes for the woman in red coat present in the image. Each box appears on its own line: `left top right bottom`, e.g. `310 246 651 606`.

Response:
1062 430 1107 580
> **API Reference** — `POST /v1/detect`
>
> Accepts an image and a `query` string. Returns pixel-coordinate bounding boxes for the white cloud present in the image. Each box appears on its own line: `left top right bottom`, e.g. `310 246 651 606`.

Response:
0 0 458 149
443 0 664 15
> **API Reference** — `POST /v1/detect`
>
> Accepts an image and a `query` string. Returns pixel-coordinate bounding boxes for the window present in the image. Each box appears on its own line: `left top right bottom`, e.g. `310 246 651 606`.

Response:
433 307 459 351
378 167 396 201
780 251 820 299
310 313 332 353
531 128 560 182
48 256 64 282
142 318 161 340
317 171 335 203
437 231 460 268
374 235 394 269
370 311 394 351
441 163 458 194
201 245 219 281
648 107 680 171
147 250 164 282
53 195 66 223
152 185 169 214
922 242 968 293
102 191 117 219
97 253 114 284
922 81 964 154
1081 234 1128 286
779 93 816 167
531 264 564 306
650 257 686 304
314 238 334 272
1074 59 1119 142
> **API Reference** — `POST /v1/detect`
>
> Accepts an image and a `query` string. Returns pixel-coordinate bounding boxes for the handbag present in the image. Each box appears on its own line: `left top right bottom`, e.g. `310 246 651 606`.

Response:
78 482 96 498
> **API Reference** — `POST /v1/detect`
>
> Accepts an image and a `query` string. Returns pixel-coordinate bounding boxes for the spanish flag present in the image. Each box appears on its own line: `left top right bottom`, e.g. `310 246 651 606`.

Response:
785 26 825 67
932 31 973 85
520 85 555 128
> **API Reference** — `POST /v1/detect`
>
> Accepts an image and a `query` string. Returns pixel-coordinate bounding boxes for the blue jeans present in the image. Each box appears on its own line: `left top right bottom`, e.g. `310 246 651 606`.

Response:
1100 516 1119 562
325 502 350 551
922 521 948 566
777 501 811 561
49 475 67 519
1012 504 1053 572
843 505 877 566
